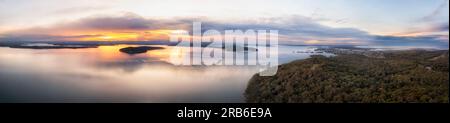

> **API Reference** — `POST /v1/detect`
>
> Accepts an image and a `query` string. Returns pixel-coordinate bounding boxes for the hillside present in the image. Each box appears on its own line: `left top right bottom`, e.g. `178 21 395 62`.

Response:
245 50 449 103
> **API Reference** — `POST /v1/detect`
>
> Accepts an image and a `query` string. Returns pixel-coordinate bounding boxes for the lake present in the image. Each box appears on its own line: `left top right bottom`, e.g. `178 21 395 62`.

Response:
0 45 332 102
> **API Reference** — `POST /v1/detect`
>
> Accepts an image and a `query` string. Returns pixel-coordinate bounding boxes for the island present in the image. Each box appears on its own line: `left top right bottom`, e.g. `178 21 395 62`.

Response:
221 44 258 52
119 46 164 55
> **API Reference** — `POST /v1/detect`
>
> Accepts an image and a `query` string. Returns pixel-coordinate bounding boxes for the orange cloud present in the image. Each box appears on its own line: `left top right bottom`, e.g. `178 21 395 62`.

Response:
0 13 191 41
73 30 177 41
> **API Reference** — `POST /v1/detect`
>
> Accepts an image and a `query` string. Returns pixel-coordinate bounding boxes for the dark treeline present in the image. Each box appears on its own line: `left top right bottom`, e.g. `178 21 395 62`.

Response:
245 50 449 103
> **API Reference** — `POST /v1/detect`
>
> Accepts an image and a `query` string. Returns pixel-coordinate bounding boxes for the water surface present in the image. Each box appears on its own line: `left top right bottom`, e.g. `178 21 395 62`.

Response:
0 45 332 102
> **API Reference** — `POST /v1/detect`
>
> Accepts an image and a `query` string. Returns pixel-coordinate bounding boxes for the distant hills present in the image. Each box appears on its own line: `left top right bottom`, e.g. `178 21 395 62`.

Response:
245 50 449 103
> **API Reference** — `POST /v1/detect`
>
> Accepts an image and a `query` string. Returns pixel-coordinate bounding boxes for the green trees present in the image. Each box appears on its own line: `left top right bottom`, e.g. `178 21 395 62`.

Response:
245 50 449 103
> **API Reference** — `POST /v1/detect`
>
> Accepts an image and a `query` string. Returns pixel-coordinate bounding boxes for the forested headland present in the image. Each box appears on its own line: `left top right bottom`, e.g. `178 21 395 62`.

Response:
245 50 449 103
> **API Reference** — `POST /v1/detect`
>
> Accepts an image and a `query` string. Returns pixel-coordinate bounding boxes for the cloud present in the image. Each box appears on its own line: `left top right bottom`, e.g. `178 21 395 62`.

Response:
371 35 449 49
0 13 194 41
197 15 372 45
201 16 346 33
383 1 448 48
0 34 104 41
433 23 449 32
0 13 448 49
72 14 152 30
419 0 448 22
53 13 192 31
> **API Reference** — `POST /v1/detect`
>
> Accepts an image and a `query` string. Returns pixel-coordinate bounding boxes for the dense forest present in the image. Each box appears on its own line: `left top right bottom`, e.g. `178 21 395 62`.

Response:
245 50 449 103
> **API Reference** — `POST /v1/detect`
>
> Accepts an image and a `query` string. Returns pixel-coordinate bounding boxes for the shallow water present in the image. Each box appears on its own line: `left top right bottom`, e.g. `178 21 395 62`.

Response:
0 45 332 102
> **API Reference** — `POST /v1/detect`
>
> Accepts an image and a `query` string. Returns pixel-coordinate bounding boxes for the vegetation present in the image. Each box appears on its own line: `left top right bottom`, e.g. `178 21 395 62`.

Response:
245 50 449 103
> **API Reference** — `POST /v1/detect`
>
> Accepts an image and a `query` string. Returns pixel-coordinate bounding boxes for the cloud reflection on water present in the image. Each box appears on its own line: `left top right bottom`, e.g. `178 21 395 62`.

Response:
0 45 327 102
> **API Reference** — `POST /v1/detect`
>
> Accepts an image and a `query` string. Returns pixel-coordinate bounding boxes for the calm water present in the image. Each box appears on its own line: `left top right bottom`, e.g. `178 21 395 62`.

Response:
0 45 332 102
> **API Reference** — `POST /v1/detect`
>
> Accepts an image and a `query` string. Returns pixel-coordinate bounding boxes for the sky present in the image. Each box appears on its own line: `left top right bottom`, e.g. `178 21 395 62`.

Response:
0 0 448 48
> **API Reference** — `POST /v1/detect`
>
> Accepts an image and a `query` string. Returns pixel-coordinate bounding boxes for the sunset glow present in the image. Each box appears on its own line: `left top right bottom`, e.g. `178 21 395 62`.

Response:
57 30 184 41
0 0 449 106
0 0 448 48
